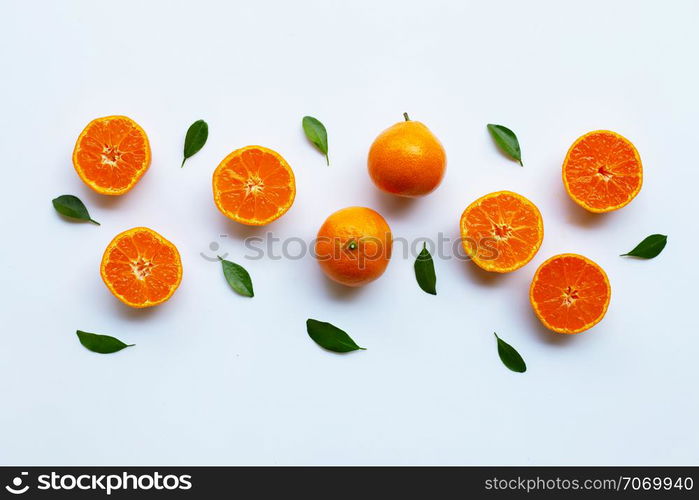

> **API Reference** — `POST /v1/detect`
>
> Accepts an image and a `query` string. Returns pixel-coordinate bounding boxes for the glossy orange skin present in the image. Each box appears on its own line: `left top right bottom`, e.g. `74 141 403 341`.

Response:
368 119 446 197
315 207 392 287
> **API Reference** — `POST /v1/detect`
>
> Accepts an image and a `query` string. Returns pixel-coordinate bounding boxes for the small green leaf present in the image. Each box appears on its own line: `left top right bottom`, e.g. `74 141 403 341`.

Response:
302 116 329 165
306 319 365 353
621 234 667 259
494 333 526 373
219 256 254 297
414 242 436 295
76 330 133 354
487 124 523 166
52 194 99 225
182 119 209 167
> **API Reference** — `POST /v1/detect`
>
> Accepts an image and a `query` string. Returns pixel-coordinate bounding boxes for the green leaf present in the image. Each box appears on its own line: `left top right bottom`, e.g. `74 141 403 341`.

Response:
302 116 329 165
76 330 133 354
621 234 667 259
52 194 99 225
219 256 254 297
494 333 526 373
182 119 209 167
306 319 365 353
487 124 523 166
414 242 436 295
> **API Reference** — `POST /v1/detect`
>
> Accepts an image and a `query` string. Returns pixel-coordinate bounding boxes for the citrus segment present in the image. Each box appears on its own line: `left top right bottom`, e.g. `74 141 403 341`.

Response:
213 146 295 225
529 253 611 334
459 191 543 273
100 227 182 308
562 130 642 213
72 115 151 195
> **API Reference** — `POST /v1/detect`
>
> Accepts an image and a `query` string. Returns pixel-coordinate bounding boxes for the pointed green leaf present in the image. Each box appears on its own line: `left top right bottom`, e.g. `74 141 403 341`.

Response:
182 119 208 167
621 234 667 259
302 116 329 165
219 256 254 297
76 330 133 354
52 194 99 225
494 333 526 373
306 319 365 353
414 242 436 295
487 124 523 166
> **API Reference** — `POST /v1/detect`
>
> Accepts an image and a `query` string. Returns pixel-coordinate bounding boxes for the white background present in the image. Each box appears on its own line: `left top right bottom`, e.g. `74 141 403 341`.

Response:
1 0 697 465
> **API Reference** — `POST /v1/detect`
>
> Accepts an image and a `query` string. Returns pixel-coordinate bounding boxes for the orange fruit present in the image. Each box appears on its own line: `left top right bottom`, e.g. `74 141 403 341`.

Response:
72 115 151 195
530 253 611 334
315 207 392 287
562 130 642 213
368 113 446 197
100 227 183 308
459 191 543 273
213 146 296 226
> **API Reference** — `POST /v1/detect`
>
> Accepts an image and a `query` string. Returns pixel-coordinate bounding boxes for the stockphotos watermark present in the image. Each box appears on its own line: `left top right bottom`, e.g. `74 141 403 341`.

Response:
4 471 192 495
199 232 499 264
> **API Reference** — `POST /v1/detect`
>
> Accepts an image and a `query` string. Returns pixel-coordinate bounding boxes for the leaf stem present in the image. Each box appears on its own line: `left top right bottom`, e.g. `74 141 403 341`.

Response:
403 112 410 121
181 158 186 168
519 159 523 167
89 219 100 226
325 154 330 166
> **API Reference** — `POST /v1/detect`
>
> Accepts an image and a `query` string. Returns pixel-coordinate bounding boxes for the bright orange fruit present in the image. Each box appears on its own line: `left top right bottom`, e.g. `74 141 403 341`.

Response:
213 146 296 226
562 130 642 213
530 253 611 334
100 227 183 308
368 114 446 197
72 115 151 195
315 207 392 287
459 191 543 273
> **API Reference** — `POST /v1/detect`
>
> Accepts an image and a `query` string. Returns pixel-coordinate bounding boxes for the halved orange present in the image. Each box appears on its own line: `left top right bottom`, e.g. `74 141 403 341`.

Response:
100 227 183 308
530 253 611 334
460 191 544 273
213 146 296 226
73 115 151 195
562 130 642 213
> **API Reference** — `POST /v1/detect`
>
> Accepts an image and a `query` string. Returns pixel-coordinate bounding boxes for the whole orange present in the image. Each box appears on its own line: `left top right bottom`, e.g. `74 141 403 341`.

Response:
315 207 392 287
368 113 447 197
